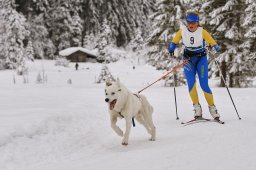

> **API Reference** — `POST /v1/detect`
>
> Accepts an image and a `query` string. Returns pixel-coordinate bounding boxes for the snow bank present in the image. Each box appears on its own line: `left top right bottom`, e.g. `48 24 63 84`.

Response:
0 59 255 170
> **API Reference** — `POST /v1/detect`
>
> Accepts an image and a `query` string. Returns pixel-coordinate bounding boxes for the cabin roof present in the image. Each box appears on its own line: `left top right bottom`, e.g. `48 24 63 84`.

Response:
59 47 97 57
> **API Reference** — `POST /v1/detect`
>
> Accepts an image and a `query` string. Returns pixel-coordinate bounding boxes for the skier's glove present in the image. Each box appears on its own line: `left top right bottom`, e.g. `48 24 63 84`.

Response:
169 42 176 55
212 44 221 54
169 52 174 57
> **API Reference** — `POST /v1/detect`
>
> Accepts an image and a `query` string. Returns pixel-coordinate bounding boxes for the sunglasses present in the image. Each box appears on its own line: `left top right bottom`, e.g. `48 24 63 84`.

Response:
187 21 197 25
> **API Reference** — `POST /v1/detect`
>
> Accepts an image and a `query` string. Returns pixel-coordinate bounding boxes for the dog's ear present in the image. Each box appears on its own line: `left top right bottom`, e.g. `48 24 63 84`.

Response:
105 80 112 86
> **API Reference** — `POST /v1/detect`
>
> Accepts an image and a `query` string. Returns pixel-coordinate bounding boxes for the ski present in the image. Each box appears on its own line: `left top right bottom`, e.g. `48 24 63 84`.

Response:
205 118 225 124
181 117 225 126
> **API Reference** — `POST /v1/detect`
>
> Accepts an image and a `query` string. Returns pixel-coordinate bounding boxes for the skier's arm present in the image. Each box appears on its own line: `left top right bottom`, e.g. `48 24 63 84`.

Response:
203 29 220 52
172 29 182 44
169 29 182 53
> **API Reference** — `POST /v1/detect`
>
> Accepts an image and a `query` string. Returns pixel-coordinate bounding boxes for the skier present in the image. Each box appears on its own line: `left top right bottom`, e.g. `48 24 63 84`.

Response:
169 12 221 120
75 62 79 70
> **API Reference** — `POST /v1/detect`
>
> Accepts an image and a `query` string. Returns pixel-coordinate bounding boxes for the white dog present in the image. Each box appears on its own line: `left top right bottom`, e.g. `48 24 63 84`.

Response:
104 78 156 145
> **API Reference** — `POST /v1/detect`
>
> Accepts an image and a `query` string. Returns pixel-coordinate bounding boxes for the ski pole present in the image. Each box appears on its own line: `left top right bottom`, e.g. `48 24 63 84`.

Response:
211 52 242 120
138 57 190 93
173 73 179 120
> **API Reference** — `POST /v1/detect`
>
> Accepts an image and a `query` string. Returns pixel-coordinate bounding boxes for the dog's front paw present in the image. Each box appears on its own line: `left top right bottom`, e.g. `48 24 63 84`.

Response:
121 141 128 146
149 137 156 141
149 128 156 141
121 138 128 146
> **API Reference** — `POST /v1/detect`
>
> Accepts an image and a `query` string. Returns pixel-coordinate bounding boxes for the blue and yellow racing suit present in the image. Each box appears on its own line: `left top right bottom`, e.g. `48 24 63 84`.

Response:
169 26 220 106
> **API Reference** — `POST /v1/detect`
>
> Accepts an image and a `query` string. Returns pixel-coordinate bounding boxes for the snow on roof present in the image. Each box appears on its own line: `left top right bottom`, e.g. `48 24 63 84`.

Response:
59 47 97 57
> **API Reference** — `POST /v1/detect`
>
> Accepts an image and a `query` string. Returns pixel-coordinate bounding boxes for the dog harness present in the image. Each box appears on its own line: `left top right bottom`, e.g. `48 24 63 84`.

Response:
117 94 141 127
118 112 135 127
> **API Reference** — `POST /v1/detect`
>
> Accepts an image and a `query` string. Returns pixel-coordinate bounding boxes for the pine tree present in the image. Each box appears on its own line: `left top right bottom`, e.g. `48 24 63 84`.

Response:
0 0 29 69
0 2 5 69
44 0 83 51
26 40 34 61
6 0 156 60
242 0 256 59
96 18 108 63
241 0 256 84
128 29 144 52
96 18 115 63
81 0 155 47
69 11 83 47
96 65 115 83
16 0 56 59
147 0 185 66
200 0 224 81
97 36 108 63
146 0 186 85
83 33 98 49
205 0 247 87
29 14 56 59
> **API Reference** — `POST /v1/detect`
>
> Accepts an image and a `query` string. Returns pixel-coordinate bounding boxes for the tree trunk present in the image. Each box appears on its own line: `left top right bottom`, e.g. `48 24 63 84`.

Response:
229 73 233 88
235 76 240 87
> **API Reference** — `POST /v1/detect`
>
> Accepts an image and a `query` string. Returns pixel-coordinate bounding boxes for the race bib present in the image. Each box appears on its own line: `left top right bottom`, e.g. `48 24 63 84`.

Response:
181 25 203 48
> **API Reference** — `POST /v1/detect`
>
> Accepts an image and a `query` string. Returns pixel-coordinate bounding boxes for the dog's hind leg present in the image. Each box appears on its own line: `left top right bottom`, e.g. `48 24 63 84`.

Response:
141 109 156 141
135 114 152 135
146 115 156 141
140 97 156 141
111 116 123 137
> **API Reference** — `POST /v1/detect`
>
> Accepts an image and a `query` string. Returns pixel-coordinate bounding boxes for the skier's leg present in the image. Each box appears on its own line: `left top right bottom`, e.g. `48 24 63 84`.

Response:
184 59 202 118
197 56 220 119
183 60 199 105
197 56 214 105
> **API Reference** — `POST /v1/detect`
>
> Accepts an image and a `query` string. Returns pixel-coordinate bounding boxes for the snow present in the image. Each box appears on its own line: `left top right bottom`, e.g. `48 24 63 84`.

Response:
0 58 256 170
59 47 97 57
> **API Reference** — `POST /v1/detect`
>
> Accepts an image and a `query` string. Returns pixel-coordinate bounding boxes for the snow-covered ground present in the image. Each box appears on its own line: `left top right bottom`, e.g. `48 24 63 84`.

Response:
0 58 255 170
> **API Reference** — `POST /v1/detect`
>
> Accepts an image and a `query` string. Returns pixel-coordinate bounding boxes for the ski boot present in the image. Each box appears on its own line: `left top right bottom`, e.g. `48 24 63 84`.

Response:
193 103 202 119
209 105 220 120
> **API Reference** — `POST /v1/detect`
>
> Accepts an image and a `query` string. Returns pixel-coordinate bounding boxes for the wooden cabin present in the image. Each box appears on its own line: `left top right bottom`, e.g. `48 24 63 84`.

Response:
59 47 97 62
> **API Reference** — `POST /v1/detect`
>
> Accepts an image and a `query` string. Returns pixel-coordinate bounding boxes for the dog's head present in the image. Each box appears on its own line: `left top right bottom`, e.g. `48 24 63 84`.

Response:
104 78 122 110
